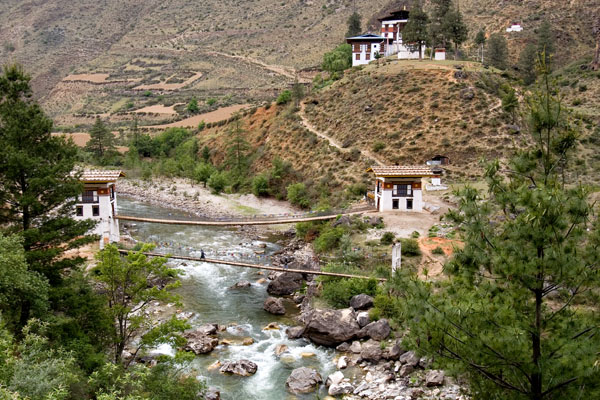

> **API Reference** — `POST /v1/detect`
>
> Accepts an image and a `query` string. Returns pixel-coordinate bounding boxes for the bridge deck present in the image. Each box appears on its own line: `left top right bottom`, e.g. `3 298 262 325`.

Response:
116 207 375 226
117 250 386 282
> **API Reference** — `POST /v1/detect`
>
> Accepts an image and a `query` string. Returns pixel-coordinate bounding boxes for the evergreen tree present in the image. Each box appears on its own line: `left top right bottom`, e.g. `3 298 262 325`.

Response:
0 64 96 287
186 97 199 113
487 33 508 69
518 43 538 85
201 145 211 163
393 58 600 400
536 20 555 67
86 117 115 159
500 84 518 122
591 16 600 70
429 0 453 51
225 117 250 179
474 29 486 63
442 6 468 60
193 162 214 188
346 12 362 37
401 2 430 61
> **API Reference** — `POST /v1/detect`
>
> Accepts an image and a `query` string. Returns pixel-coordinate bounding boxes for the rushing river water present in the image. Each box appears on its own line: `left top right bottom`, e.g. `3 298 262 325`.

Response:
118 197 338 399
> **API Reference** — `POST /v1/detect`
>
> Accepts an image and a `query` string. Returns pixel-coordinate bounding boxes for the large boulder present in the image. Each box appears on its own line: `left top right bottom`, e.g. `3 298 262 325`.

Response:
183 332 219 355
286 326 304 339
399 350 420 367
425 370 445 387
356 311 370 327
358 319 391 341
360 339 383 363
383 342 405 360
302 308 361 346
195 323 218 336
267 272 304 296
206 387 220 400
230 280 251 289
329 382 354 396
286 367 323 394
350 294 374 310
263 297 286 315
219 360 258 376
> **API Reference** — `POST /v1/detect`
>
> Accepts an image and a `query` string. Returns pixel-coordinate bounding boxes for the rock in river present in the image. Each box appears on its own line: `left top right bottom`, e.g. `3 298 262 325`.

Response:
263 296 286 315
183 331 219 355
358 319 391 341
230 280 251 289
350 294 374 310
286 367 323 394
267 272 304 295
219 360 258 376
302 308 360 346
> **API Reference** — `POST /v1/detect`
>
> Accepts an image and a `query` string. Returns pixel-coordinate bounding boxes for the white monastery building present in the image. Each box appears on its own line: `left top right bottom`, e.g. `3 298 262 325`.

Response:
74 170 124 247
378 7 425 60
346 34 386 66
367 166 441 212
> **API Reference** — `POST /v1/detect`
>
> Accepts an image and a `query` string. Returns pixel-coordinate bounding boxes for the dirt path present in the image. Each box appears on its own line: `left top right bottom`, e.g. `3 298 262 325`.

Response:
207 51 310 82
298 102 384 166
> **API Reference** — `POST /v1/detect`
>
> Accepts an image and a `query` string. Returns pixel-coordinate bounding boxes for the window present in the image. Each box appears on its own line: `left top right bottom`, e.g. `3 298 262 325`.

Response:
110 186 115 200
407 199 413 210
92 205 100 217
76 206 83 217
80 190 98 203
356 53 360 60
366 53 371 61
392 199 399 210
393 184 412 197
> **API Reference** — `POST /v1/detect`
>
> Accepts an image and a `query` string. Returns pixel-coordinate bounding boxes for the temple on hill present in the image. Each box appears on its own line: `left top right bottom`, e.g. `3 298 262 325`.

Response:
367 166 441 212
346 33 387 66
378 4 425 60
73 169 124 247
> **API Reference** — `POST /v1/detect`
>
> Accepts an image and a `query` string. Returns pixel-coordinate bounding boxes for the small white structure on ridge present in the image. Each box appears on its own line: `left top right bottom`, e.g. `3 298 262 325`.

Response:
506 22 523 33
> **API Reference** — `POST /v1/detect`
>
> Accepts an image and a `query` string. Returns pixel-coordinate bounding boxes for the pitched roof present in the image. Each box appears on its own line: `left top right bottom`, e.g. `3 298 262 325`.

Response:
367 165 436 177
346 33 386 40
77 169 125 182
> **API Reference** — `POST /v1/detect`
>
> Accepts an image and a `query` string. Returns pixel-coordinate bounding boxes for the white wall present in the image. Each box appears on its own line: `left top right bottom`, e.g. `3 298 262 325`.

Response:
352 43 381 66
374 178 424 212
73 182 120 248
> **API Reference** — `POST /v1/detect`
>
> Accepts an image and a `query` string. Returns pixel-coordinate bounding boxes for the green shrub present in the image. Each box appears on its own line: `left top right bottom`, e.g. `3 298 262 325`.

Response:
186 98 198 113
207 171 227 194
296 221 324 241
276 90 292 105
432 246 445 255
400 238 421 256
314 226 345 253
380 232 396 245
252 174 269 197
411 231 420 238
206 98 217 106
372 141 386 152
320 265 378 308
373 293 404 322
197 120 206 131
286 182 310 208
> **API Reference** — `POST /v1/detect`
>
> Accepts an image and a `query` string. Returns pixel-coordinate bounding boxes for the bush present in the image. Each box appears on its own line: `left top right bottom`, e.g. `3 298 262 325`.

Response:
400 238 421 256
372 141 386 152
286 182 310 208
320 264 379 308
432 246 445 255
207 171 227 194
411 231 420 238
197 120 206 131
314 226 345 253
252 174 269 197
296 221 324 241
276 90 292 105
380 232 396 245
206 98 217 106
186 98 198 113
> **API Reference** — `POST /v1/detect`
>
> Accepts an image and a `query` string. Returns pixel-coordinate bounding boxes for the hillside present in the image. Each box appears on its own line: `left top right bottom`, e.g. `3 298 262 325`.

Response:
0 0 597 130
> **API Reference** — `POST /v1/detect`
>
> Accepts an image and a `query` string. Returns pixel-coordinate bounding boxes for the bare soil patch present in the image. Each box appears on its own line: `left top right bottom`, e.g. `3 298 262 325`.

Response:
151 104 252 129
63 73 111 83
52 132 128 153
134 71 203 91
134 104 180 115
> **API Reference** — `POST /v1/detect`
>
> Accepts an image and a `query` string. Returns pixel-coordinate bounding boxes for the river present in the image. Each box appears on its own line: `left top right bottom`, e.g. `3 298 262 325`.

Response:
118 197 338 399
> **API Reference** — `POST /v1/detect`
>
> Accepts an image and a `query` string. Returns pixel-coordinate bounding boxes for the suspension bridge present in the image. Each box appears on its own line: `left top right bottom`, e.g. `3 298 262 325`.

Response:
117 249 387 282
115 205 375 226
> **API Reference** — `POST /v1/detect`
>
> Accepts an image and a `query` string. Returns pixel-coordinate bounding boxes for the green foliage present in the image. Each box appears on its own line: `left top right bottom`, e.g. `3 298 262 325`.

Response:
487 33 508 70
193 162 215 188
313 226 345 253
537 20 555 67
92 244 184 365
346 12 362 37
207 171 228 194
276 90 292 105
474 29 486 45
225 118 250 179
442 6 468 59
500 84 519 121
0 64 96 288
186 98 198 113
411 231 420 238
399 238 420 256
431 246 445 255
320 263 378 308
286 182 310 208
322 44 352 74
201 145 211 163
86 117 116 159
206 98 217 106
252 174 269 197
197 120 206 131
0 234 48 333
429 0 453 49
401 3 429 60
518 44 538 85
393 61 600 400
372 141 385 152
380 232 396 245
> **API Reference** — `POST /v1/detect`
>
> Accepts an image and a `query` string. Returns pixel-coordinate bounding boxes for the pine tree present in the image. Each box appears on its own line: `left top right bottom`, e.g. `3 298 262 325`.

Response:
429 0 453 51
346 12 362 37
225 117 250 180
474 29 486 63
85 117 115 158
442 6 468 60
536 20 555 67
401 2 430 61
487 33 508 70
393 57 600 400
0 64 96 285
518 43 538 85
